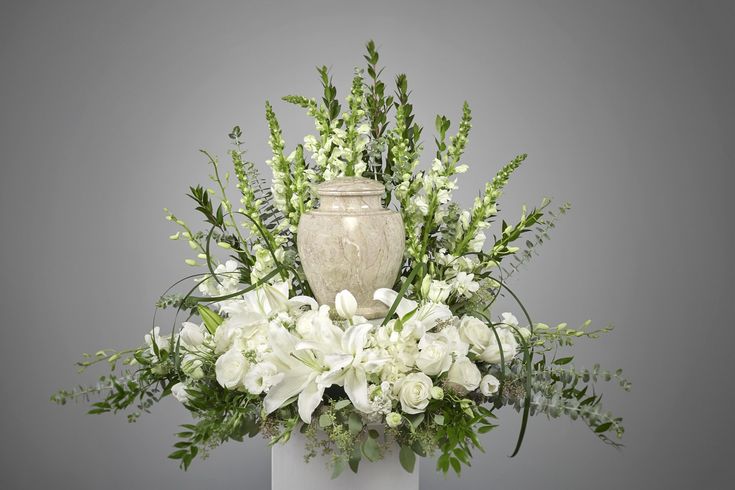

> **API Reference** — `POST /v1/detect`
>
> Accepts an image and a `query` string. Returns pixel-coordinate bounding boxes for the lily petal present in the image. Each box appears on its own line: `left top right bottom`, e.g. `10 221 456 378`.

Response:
373 288 418 318
297 381 325 423
344 368 370 413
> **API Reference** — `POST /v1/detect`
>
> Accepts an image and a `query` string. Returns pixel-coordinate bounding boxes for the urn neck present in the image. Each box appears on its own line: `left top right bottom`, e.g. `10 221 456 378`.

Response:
315 177 387 214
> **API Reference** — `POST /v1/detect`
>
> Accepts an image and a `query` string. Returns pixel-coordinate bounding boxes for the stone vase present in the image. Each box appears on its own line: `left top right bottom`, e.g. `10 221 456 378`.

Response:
297 177 405 319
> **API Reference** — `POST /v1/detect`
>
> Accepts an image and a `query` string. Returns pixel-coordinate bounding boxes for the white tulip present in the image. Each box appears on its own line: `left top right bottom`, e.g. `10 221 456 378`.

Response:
335 289 358 320
446 356 482 394
396 372 433 414
215 348 248 390
180 322 206 348
480 374 501 396
171 382 189 403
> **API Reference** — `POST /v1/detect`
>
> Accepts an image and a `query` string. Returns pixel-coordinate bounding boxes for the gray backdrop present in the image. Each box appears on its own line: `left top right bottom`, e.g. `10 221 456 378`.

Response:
1 1 733 489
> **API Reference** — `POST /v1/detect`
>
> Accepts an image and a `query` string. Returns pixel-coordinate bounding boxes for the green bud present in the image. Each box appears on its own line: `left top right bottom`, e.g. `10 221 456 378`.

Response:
188 240 198 250
184 259 197 266
169 232 180 240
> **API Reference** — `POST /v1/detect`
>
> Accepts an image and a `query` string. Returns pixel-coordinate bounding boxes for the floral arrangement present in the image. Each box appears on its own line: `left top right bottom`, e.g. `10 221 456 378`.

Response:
54 41 629 478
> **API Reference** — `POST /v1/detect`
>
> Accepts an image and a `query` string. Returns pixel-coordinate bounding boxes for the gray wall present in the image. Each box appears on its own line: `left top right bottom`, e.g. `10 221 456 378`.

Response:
1 1 733 488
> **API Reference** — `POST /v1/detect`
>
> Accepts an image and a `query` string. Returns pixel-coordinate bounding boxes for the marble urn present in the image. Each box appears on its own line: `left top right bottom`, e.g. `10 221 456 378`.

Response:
297 177 405 319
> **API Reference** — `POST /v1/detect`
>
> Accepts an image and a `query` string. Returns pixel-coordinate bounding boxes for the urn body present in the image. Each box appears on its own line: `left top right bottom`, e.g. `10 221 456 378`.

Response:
297 177 405 319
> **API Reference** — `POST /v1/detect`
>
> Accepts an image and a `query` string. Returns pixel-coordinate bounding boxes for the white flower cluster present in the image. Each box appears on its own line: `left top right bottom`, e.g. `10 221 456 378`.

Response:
162 283 523 426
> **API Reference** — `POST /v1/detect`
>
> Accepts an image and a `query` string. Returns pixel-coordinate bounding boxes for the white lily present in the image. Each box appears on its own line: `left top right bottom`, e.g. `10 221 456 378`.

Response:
314 322 388 414
373 288 453 333
262 323 326 423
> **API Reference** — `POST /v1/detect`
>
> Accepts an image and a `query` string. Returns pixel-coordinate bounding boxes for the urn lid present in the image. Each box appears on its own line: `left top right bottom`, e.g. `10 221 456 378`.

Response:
316 177 385 197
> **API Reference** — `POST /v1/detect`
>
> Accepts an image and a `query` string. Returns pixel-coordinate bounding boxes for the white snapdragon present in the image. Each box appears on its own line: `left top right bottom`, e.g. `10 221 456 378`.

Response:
215 348 249 390
396 372 433 414
446 356 482 393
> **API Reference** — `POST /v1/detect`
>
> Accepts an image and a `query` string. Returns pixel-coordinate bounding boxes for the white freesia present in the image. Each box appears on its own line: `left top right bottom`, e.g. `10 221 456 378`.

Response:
335 289 358 320
446 356 482 393
243 361 284 395
450 271 480 298
180 321 206 348
171 382 190 403
396 372 433 414
215 348 248 390
480 374 500 396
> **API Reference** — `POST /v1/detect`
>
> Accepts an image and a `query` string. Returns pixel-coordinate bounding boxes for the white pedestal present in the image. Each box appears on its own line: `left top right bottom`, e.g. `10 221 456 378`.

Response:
271 431 419 490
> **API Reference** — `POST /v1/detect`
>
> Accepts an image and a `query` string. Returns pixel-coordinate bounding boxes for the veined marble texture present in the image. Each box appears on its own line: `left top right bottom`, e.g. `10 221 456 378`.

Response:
297 177 405 319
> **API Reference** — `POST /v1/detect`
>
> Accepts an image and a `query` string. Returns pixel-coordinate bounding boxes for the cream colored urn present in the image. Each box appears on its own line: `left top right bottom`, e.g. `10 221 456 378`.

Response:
297 177 405 319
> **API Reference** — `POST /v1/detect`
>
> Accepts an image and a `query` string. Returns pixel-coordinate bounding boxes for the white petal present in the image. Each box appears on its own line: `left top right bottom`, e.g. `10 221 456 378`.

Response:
344 368 370 413
341 323 372 355
288 295 319 311
297 381 325 423
263 373 311 415
373 288 418 318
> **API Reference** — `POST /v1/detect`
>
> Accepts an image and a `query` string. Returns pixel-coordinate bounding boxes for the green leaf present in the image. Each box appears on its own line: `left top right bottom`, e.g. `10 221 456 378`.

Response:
399 445 416 473
331 458 347 479
595 422 613 433
197 305 223 334
348 412 363 434
334 399 351 410
433 414 445 425
319 413 332 428
362 436 381 462
553 356 574 365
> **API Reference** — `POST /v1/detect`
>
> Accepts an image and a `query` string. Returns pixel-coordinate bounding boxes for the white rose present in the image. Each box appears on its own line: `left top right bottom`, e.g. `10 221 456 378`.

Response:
479 328 518 364
479 374 500 396
243 361 283 395
171 382 189 403
415 338 452 376
335 290 358 320
446 356 482 393
180 322 206 348
458 316 492 354
396 372 433 414
215 348 248 390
